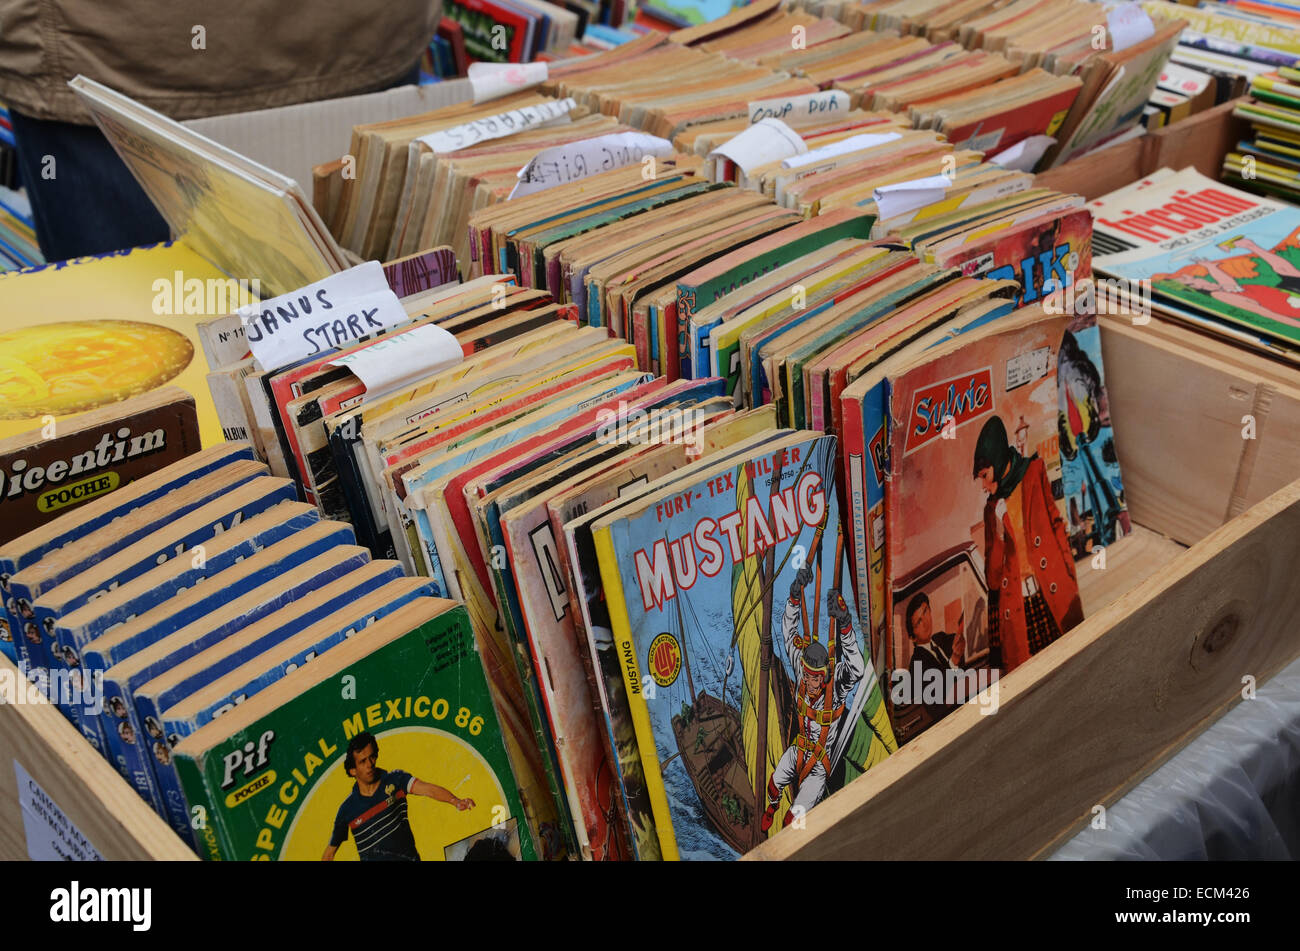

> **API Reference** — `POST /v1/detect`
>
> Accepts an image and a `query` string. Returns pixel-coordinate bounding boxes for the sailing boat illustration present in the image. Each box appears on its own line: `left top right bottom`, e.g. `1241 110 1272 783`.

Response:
645 436 896 857
663 451 795 853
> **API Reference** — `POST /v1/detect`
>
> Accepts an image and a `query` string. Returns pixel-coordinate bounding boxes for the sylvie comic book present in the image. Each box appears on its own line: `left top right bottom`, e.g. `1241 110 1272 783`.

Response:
884 308 1092 744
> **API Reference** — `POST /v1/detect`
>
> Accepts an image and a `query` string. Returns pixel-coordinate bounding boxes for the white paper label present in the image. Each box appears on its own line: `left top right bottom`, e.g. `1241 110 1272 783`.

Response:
1106 2 1155 53
469 62 548 104
747 90 850 125
509 131 675 199
873 174 953 221
990 135 1056 173
241 261 410 371
14 760 103 861
1158 61 1212 97
418 98 576 155
1006 346 1052 390
779 131 902 170
709 118 807 175
326 323 463 398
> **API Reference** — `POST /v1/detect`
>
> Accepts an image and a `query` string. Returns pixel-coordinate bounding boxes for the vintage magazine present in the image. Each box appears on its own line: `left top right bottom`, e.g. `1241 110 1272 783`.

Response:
1092 167 1300 349
173 599 537 861
595 431 896 859
884 309 1092 743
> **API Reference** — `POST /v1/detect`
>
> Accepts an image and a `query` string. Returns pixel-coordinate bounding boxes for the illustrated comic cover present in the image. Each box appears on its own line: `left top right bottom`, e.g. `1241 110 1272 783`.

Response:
885 310 1090 744
158 576 437 847
173 600 537 861
1094 167 1300 348
596 431 896 859
936 208 1093 310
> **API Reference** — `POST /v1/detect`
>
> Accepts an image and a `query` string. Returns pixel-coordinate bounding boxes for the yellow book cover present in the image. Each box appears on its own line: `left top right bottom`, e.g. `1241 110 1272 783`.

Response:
0 241 239 446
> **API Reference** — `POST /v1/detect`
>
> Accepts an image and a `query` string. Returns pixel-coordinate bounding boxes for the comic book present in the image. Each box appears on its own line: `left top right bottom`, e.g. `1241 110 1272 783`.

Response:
49 503 320 748
133 560 407 839
550 409 778 860
173 598 537 861
1092 167 1300 349
593 430 896 859
96 543 371 812
933 207 1094 309
883 307 1090 743
0 388 200 551
158 576 438 848
0 442 254 673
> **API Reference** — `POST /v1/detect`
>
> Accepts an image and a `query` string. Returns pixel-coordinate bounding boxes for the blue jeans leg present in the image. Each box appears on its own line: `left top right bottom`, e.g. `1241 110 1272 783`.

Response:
9 110 171 263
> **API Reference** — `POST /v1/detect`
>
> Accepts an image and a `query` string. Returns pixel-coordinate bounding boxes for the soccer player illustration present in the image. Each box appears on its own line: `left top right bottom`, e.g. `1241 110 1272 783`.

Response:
761 565 865 831
974 414 1083 672
322 730 476 861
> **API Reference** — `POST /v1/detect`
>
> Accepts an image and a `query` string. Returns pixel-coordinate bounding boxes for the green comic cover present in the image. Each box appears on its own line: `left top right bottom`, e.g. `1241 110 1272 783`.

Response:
174 600 536 861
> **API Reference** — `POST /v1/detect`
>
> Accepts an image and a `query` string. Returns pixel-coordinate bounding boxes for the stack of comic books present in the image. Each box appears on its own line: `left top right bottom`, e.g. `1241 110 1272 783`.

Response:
659 0 1180 169
1228 67 1300 201
0 434 537 861
0 388 202 662
44 55 1147 860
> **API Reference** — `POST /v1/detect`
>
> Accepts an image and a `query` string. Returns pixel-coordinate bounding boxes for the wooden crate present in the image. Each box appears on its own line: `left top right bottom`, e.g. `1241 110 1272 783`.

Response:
4 319 1300 861
1034 98 1251 201
749 316 1300 860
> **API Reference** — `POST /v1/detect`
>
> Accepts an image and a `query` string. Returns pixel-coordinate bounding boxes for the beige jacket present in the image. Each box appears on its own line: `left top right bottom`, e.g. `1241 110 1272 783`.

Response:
0 0 439 123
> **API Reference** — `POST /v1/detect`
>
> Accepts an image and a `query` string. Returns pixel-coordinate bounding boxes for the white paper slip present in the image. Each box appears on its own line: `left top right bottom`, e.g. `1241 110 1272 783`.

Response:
1106 2 1155 53
990 135 1056 173
748 90 850 125
709 118 807 176
15 760 104 861
326 323 463 398
872 174 953 221
241 261 410 371
1158 61 1212 97
469 62 548 103
509 131 675 199
419 98 576 155
780 131 902 171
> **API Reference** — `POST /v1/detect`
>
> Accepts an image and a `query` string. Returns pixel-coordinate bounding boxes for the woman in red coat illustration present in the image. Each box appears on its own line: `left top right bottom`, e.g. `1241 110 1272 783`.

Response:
974 415 1083 673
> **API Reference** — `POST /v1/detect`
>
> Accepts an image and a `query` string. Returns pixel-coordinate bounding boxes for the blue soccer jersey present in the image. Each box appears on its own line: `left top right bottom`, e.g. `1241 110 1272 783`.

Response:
330 768 421 861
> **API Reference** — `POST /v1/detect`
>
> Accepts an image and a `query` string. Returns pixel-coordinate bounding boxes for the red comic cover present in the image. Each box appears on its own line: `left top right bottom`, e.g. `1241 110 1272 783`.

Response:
935 208 1093 308
445 0 532 62
944 83 1081 155
885 309 1085 744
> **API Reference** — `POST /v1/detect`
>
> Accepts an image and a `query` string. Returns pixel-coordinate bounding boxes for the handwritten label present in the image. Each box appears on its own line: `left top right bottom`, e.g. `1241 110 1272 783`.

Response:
780 132 902 170
748 90 850 125
240 261 410 371
418 98 576 155
509 131 674 199
326 323 463 398
1106 2 1155 53
709 118 807 176
468 62 548 103
990 135 1056 173
873 174 952 221
15 760 103 861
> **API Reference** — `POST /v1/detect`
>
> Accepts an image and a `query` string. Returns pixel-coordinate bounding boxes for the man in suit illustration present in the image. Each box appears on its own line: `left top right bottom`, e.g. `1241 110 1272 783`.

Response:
904 591 966 727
